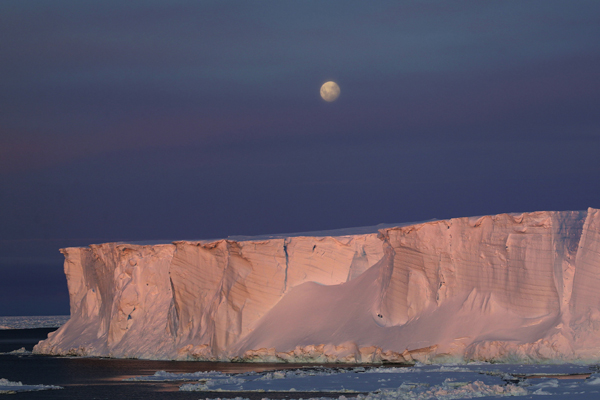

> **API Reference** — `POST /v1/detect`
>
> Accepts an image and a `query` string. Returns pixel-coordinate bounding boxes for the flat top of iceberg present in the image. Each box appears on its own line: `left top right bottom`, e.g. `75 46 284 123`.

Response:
225 220 439 241
112 219 441 246
125 210 538 246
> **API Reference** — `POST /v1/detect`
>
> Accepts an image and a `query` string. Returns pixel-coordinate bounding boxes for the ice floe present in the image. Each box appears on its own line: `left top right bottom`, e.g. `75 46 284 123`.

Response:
127 362 600 398
0 378 62 394
0 347 32 355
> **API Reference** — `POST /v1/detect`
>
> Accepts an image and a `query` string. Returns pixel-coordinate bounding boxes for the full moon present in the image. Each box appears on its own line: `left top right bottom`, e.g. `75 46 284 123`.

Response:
320 81 340 102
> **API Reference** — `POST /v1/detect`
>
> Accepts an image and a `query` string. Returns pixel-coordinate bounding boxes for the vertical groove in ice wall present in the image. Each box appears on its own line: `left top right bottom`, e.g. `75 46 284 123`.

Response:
282 239 289 293
572 208 600 318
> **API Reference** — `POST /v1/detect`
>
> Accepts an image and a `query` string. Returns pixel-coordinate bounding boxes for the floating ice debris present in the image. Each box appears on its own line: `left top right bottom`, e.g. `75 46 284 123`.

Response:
120 363 600 398
0 378 62 394
124 370 233 382
0 347 32 355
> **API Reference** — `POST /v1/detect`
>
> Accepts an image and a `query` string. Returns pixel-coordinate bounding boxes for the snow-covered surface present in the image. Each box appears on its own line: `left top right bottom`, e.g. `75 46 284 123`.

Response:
34 208 600 364
125 363 600 398
0 378 62 394
129 220 437 245
0 315 69 330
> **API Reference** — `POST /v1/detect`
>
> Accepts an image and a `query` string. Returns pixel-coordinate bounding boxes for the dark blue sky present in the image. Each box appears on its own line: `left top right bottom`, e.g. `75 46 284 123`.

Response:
1 1 600 315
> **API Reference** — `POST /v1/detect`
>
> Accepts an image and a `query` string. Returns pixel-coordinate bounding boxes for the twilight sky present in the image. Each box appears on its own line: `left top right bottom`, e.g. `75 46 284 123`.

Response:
1 1 600 315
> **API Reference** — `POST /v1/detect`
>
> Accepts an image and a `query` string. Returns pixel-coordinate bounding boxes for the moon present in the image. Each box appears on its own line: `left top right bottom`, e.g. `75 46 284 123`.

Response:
320 81 340 102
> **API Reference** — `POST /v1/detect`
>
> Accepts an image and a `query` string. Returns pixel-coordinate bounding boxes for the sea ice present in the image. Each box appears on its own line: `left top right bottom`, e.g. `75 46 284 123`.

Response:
173 364 600 399
0 378 62 394
124 370 235 382
125 363 594 392
0 347 31 355
0 315 69 330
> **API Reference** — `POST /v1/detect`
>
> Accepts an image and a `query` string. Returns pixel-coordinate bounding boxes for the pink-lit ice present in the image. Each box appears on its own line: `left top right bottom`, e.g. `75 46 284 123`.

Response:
34 208 600 365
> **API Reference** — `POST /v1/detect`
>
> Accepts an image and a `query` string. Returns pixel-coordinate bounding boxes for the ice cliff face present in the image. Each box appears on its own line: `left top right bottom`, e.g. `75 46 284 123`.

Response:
34 208 600 364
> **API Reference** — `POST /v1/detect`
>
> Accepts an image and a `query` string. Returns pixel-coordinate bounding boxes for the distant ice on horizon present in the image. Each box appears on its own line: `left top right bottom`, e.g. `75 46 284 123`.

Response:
0 315 69 330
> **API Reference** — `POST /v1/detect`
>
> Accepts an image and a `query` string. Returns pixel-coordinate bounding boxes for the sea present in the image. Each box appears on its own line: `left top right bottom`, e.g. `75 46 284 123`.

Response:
0 316 359 399
3 317 598 399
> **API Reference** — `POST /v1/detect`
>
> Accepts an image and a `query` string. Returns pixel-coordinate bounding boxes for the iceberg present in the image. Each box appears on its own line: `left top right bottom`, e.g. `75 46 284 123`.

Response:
33 208 600 363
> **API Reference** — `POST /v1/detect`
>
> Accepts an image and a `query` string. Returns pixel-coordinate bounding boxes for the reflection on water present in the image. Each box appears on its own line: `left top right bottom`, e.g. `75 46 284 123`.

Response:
0 354 369 399
108 360 337 382
0 328 369 399
0 328 58 353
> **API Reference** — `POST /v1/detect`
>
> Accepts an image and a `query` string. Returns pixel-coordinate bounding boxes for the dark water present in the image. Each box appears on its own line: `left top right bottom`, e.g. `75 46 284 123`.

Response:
0 329 361 399
0 328 57 353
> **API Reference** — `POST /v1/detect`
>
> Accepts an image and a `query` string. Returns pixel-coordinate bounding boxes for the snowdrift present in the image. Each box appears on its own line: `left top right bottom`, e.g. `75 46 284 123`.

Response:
34 208 600 363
